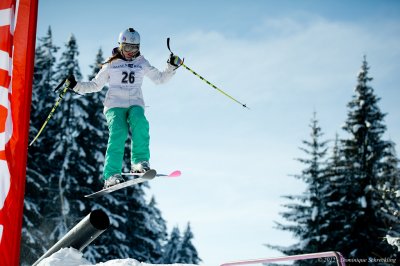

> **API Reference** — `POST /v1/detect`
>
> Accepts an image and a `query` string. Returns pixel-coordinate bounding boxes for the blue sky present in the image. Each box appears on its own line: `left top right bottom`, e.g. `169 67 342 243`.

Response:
37 1 400 265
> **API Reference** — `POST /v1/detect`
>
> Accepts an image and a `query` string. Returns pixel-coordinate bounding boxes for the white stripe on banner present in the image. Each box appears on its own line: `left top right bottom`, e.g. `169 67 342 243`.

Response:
0 87 8 104
0 225 3 244
0 8 12 27
0 88 9 146
0 131 4 151
0 87 12 147
0 160 11 209
0 110 13 148
0 51 12 73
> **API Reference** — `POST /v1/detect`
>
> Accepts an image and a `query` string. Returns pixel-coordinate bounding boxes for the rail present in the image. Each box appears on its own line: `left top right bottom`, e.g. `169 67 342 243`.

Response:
220 251 346 266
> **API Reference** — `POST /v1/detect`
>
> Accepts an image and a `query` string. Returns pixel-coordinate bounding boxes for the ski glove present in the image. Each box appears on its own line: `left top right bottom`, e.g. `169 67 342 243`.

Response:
168 54 183 69
65 74 77 90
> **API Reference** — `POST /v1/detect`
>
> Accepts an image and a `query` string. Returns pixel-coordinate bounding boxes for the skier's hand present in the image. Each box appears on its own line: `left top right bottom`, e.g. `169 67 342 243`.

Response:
65 74 77 90
168 54 183 69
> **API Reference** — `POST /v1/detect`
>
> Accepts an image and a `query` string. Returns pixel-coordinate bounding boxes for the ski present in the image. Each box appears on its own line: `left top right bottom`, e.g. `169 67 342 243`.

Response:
85 169 157 199
122 170 181 178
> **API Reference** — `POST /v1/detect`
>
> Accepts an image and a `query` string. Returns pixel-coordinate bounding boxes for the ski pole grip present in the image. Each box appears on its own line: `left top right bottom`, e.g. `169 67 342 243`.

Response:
54 78 67 92
167 37 173 55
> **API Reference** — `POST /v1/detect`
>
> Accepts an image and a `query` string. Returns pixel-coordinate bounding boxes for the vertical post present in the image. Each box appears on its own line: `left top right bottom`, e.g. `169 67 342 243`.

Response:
0 0 38 265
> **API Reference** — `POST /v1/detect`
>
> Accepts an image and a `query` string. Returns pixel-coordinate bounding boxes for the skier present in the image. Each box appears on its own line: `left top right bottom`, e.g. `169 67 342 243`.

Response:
65 28 182 188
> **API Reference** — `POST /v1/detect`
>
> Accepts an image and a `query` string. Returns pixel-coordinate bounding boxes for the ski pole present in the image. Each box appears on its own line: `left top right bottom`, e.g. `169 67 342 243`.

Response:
167 38 249 109
29 79 69 146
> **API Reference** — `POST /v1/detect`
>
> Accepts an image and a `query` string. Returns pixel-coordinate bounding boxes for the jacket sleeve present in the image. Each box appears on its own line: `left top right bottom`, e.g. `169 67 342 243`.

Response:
143 58 176 85
74 64 109 94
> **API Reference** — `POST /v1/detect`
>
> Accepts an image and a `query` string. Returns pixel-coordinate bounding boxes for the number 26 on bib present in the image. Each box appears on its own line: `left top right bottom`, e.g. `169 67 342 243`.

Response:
122 71 135 84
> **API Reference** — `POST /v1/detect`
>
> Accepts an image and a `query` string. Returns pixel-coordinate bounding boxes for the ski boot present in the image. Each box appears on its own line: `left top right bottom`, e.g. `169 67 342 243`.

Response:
131 161 150 173
103 174 125 189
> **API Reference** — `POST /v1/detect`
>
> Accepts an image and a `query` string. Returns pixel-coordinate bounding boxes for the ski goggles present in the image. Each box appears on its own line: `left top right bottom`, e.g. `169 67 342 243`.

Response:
120 43 139 53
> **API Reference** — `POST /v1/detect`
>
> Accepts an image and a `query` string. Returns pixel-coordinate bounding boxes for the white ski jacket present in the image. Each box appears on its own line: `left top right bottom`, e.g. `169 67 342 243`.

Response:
74 55 176 113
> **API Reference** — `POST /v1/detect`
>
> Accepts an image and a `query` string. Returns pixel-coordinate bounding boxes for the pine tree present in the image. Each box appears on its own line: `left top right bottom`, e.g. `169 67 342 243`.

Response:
271 57 400 264
88 48 104 81
145 197 168 263
178 223 201 264
74 47 107 194
317 134 349 252
21 26 59 265
44 33 90 244
163 226 182 263
380 142 400 252
270 112 330 265
338 57 399 261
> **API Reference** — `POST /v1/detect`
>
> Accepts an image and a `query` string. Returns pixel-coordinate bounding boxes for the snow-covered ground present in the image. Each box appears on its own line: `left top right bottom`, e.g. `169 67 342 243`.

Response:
37 248 199 266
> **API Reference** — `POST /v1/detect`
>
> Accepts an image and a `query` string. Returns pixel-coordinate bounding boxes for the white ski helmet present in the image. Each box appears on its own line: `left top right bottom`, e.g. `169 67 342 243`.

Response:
118 28 140 45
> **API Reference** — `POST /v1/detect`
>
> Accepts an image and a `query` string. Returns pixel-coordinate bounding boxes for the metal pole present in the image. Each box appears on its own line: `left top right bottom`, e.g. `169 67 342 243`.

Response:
166 37 249 109
181 63 249 109
32 209 110 266
220 251 346 266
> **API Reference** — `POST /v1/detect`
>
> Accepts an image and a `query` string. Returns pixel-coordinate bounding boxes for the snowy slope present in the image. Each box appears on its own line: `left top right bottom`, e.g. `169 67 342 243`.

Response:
37 248 199 266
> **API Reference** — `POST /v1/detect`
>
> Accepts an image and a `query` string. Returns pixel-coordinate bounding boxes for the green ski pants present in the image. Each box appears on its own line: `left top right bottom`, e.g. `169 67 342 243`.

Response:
103 106 150 180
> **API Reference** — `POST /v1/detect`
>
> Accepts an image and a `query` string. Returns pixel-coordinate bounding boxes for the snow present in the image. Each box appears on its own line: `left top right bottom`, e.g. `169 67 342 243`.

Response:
352 124 363 133
311 206 318 221
358 196 367 208
386 235 400 252
37 248 199 266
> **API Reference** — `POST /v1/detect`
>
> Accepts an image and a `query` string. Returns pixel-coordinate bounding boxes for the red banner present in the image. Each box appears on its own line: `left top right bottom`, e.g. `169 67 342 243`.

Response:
0 0 38 265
